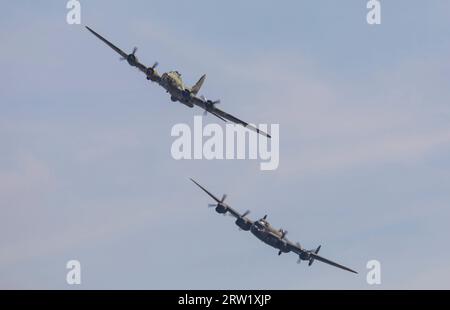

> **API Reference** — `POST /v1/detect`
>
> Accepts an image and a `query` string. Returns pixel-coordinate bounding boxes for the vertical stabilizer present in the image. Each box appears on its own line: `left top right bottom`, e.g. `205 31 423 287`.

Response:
191 74 206 95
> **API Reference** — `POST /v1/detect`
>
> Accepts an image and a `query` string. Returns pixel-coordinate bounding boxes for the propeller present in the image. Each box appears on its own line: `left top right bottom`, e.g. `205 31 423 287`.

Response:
200 95 221 116
147 61 159 72
120 46 138 61
242 210 251 217
232 209 250 218
207 193 228 215
207 193 227 208
308 245 321 266
234 209 251 230
296 243 303 264
279 229 288 239
146 62 159 80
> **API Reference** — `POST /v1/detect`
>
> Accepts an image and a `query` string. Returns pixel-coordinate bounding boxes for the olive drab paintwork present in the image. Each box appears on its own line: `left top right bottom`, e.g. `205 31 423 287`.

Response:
85 26 270 138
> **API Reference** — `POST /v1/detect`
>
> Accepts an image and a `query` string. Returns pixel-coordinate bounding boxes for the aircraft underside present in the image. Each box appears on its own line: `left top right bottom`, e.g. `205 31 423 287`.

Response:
164 86 194 108
252 229 289 253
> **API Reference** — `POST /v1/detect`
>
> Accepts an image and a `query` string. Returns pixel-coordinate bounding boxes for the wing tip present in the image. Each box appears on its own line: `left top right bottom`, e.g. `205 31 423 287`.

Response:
85 25 98 37
252 126 271 139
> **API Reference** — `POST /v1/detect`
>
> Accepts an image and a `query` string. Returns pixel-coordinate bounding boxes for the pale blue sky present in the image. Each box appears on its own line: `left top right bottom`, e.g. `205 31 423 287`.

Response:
1 1 450 289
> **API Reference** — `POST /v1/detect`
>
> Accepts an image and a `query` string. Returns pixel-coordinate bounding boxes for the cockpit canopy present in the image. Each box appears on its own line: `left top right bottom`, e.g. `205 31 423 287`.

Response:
256 220 267 228
168 70 182 77
161 71 184 89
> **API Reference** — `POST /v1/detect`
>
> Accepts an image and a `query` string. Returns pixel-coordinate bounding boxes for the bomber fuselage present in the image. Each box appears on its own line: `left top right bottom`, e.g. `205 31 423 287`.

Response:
160 71 194 107
250 220 290 254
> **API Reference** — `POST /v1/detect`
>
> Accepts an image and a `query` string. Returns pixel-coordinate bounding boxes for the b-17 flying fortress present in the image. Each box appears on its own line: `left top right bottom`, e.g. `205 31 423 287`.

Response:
85 26 270 138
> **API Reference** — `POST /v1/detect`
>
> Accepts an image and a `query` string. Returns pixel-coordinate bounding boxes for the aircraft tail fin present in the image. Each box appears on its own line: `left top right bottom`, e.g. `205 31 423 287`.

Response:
191 74 206 95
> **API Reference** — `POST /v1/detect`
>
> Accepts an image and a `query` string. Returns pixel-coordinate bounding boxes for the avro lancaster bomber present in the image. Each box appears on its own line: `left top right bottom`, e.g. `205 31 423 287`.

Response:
190 179 358 274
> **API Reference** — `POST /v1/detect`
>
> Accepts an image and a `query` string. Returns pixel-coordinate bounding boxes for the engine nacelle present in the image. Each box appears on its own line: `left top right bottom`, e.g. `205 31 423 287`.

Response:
127 54 137 66
182 89 192 102
170 96 177 102
146 68 157 81
235 218 252 231
215 204 227 214
299 252 310 261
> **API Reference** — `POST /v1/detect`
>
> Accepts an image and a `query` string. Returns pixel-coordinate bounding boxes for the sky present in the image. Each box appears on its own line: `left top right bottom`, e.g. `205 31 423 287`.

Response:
1 0 450 289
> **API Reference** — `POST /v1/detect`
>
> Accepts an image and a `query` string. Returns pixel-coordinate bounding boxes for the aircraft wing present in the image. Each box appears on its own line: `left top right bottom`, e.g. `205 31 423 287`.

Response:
85 26 128 59
190 178 253 223
189 178 221 203
190 97 271 138
134 62 148 75
85 26 268 137
85 26 155 77
309 252 358 274
287 241 357 274
225 206 252 222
